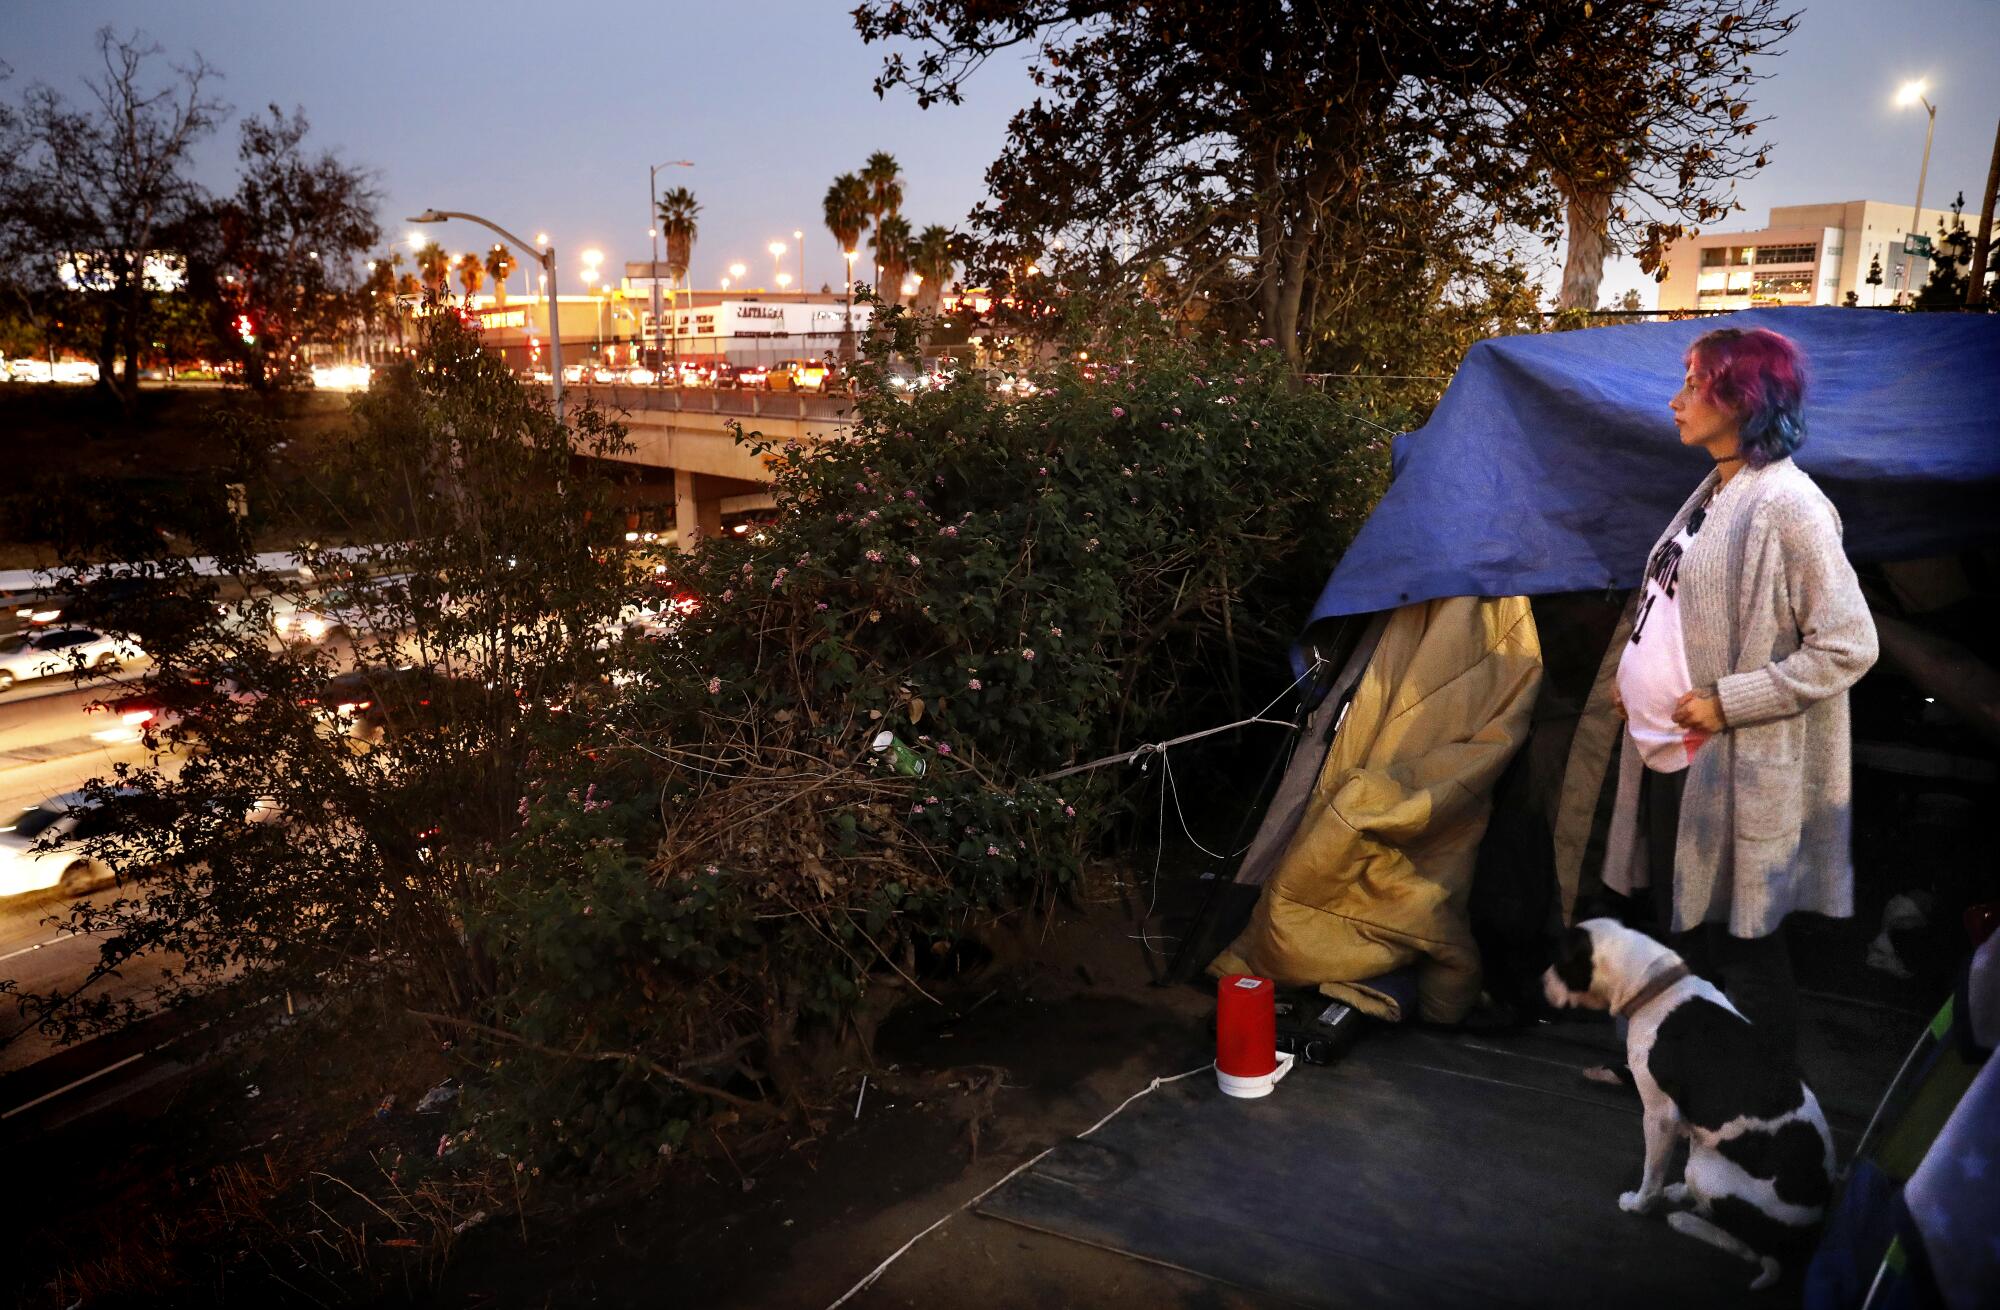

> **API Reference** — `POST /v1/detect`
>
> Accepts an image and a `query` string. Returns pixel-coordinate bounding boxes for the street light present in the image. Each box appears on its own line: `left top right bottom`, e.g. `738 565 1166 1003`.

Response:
408 208 566 420
842 248 858 349
649 158 693 375
769 240 787 284
1896 79 1938 304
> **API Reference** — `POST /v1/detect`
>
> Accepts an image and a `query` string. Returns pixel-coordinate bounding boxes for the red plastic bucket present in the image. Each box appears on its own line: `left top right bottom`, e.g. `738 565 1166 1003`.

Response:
1216 974 1295 1098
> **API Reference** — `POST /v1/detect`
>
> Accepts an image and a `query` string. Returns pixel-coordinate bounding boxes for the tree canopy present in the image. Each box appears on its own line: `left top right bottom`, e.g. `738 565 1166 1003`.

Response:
854 0 1796 372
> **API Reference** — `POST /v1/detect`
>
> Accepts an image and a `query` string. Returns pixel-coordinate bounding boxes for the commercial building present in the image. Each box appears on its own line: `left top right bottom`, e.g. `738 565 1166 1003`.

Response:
440 288 880 372
1655 200 1961 310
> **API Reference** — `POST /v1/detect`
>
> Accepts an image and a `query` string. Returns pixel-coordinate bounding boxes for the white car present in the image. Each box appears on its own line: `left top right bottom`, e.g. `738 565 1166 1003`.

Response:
272 574 412 644
0 627 142 691
0 790 280 897
0 791 124 896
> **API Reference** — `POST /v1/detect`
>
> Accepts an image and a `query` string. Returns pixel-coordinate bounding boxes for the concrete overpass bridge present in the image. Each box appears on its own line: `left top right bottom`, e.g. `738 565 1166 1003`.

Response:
568 385 854 545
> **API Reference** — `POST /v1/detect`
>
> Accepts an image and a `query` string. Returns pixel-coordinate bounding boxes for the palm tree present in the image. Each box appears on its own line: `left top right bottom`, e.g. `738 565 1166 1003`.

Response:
415 241 450 295
871 215 913 308
910 225 957 315
824 173 870 350
392 270 420 353
860 151 903 288
484 244 517 305
457 252 486 299
362 254 400 357
655 186 701 363
655 186 700 285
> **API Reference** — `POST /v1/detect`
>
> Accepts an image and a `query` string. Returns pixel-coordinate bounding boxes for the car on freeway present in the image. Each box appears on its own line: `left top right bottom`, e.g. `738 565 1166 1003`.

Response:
562 364 586 385
0 789 282 897
736 363 769 390
0 792 131 896
591 364 618 384
306 666 518 754
624 365 658 386
770 358 837 392
85 666 261 743
0 626 142 691
272 573 413 645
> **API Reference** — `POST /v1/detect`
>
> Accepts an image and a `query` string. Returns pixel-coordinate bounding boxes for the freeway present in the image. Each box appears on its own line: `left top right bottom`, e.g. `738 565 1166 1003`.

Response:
0 662 175 1078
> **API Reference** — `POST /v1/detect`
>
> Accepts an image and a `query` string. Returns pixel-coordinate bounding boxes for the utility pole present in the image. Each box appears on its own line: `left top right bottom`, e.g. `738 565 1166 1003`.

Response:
1968 116 2000 307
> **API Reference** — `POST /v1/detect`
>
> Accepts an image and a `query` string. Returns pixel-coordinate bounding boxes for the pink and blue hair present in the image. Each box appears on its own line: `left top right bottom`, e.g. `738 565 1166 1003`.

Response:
1686 327 1808 468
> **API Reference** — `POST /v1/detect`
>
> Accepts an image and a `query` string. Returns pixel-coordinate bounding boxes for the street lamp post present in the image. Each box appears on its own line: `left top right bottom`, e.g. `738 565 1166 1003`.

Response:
1897 80 1939 304
409 209 565 420
842 248 858 359
793 229 804 293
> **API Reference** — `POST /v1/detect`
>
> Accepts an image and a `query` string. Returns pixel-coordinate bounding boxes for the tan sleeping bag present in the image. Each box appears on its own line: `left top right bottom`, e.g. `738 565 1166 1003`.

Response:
1212 596 1542 1024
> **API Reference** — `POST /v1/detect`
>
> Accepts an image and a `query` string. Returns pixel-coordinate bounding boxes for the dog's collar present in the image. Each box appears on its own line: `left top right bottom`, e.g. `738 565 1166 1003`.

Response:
1615 962 1691 1019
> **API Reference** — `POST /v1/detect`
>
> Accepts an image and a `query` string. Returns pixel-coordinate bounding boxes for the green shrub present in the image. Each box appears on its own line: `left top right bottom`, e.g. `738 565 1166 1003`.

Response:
470 318 1391 1167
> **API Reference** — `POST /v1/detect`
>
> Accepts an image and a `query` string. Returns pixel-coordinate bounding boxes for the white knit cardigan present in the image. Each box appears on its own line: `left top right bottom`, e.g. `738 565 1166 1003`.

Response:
1601 457 1879 937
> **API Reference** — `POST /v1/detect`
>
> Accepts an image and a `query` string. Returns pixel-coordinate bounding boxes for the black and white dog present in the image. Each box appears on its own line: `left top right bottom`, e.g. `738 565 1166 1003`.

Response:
1543 918 1834 1291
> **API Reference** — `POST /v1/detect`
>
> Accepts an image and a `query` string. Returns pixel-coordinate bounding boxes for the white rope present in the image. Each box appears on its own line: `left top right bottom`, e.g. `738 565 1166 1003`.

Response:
822 1061 1216 1309
1035 658 1325 785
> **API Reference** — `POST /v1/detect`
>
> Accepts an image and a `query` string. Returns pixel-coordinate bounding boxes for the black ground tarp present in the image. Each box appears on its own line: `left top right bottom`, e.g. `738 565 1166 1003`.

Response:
978 998 1920 1308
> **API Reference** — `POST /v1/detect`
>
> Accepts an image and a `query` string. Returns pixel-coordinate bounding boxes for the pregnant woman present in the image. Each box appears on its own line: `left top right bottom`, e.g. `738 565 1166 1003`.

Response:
1604 326 1878 1061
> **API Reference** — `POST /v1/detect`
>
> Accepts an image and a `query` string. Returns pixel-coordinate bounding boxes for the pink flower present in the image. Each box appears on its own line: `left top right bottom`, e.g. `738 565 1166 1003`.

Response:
903 489 917 500
865 549 884 563
940 525 958 538
771 568 788 588
865 509 880 520
937 742 953 756
1063 804 1076 818
706 676 721 694
986 844 1001 857
935 474 946 486
855 481 869 492
911 804 925 814
720 588 735 602
906 553 921 567
1048 626 1062 638
1037 466 1048 476
926 795 939 804
1172 407 1182 416
836 512 851 524
967 677 983 691
815 601 829 611
1022 648 1036 661
1111 406 1126 418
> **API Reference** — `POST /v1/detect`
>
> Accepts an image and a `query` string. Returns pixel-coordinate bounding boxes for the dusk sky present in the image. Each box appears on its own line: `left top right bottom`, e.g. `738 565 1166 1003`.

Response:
10 0 2000 307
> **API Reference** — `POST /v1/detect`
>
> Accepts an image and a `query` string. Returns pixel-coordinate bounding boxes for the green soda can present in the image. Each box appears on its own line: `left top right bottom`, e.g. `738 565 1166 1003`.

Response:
871 730 928 777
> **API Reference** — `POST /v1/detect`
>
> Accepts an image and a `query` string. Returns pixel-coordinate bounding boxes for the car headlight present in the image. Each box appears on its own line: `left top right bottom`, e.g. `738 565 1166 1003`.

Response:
302 618 328 639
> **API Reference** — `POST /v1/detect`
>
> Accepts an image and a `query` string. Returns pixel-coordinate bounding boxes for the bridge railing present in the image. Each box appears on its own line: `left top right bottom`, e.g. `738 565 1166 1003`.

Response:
568 383 854 424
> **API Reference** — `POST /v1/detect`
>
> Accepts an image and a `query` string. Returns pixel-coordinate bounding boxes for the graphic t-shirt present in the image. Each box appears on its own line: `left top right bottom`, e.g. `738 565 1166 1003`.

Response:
1617 502 1715 773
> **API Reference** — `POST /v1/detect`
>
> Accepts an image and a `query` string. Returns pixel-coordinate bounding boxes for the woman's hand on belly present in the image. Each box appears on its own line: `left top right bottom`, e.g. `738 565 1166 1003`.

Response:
1671 687 1726 733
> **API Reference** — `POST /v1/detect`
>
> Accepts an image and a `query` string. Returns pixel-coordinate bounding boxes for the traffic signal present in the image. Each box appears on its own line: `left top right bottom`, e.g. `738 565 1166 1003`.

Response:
234 314 256 344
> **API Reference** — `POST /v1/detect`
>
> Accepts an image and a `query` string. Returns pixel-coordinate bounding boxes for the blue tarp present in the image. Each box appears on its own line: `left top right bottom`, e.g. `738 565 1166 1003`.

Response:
1310 307 2000 621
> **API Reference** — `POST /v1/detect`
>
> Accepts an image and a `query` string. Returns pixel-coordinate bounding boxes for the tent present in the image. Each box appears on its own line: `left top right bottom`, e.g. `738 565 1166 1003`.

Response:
1200 307 2000 1024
